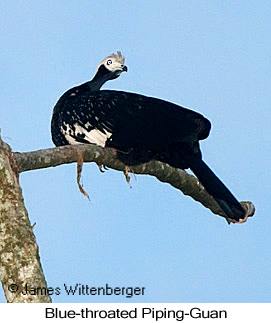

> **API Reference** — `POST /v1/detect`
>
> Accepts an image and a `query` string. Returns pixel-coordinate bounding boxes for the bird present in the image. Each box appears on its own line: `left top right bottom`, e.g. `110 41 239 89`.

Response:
51 51 246 222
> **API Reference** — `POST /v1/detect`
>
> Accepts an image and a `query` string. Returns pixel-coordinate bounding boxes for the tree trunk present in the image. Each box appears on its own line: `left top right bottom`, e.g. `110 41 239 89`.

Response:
0 137 51 303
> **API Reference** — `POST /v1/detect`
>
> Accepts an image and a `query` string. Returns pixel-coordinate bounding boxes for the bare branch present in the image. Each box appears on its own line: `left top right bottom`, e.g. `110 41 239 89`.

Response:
13 144 255 223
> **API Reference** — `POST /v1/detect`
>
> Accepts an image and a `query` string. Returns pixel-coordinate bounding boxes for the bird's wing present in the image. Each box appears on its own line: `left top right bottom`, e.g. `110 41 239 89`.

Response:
94 90 211 148
52 89 211 149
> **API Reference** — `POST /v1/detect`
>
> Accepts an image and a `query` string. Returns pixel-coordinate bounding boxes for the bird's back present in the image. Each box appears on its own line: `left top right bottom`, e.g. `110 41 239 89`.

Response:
52 88 211 151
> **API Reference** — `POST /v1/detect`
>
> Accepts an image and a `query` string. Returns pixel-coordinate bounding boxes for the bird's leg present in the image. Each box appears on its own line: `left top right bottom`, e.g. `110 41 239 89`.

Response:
76 152 90 200
107 146 136 186
108 147 118 156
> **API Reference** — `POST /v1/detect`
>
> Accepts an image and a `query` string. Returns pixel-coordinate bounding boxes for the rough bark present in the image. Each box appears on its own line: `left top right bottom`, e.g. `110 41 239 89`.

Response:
0 137 51 303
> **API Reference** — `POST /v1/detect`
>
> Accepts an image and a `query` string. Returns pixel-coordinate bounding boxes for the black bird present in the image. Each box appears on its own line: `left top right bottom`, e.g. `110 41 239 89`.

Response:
51 51 246 221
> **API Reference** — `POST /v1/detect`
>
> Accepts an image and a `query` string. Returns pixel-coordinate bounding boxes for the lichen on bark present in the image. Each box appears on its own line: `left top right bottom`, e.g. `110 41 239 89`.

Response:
0 137 51 303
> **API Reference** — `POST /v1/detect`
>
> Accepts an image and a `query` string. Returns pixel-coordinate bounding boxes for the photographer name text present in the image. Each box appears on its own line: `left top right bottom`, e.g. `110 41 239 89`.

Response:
8 283 145 298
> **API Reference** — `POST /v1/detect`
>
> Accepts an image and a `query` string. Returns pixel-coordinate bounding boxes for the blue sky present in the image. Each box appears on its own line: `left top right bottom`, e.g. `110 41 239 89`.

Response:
0 1 270 302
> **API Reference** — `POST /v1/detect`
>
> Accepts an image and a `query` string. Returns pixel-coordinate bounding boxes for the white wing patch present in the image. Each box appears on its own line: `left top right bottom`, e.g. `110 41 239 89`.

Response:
61 123 79 145
61 123 112 147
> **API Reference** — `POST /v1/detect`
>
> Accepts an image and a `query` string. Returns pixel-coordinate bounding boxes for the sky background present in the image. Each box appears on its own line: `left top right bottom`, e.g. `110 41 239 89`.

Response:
0 1 270 303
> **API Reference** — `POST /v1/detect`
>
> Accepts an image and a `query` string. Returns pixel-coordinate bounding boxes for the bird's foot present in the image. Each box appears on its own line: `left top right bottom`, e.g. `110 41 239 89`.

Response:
96 162 108 173
225 201 255 224
226 217 248 225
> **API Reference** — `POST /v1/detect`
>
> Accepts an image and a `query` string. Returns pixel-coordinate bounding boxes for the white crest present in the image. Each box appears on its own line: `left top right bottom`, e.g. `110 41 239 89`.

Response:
97 51 125 73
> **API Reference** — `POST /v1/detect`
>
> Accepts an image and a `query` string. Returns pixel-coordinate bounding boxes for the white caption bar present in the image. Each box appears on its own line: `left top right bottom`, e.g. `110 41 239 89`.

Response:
0 303 270 322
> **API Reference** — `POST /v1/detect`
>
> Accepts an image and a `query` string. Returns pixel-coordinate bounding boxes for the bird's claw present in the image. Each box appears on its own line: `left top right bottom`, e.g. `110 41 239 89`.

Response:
96 163 108 173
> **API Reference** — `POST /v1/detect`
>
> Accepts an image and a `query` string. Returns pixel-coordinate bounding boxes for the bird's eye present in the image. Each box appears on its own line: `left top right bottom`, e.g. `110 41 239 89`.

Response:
107 59 112 65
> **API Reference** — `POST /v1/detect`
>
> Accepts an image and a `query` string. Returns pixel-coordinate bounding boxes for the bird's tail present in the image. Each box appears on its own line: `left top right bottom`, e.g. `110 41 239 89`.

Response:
188 155 246 221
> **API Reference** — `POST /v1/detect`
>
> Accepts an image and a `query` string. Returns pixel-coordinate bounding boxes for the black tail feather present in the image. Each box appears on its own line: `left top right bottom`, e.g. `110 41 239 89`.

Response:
188 156 246 221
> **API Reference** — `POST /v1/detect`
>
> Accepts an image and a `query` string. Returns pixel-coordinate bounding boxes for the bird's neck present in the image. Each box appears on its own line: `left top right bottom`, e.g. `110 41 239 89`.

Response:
87 75 107 91
87 65 112 91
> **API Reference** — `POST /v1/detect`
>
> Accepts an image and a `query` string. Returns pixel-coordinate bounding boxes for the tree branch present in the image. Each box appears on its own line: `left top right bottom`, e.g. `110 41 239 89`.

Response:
0 137 51 302
0 137 255 302
13 143 255 223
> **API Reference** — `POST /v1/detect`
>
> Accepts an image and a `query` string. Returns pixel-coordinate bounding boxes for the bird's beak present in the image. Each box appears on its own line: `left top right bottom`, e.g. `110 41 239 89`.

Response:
112 65 128 79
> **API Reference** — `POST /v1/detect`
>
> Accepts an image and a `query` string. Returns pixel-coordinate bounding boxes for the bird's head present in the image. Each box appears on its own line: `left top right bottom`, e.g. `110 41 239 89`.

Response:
95 51 128 81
